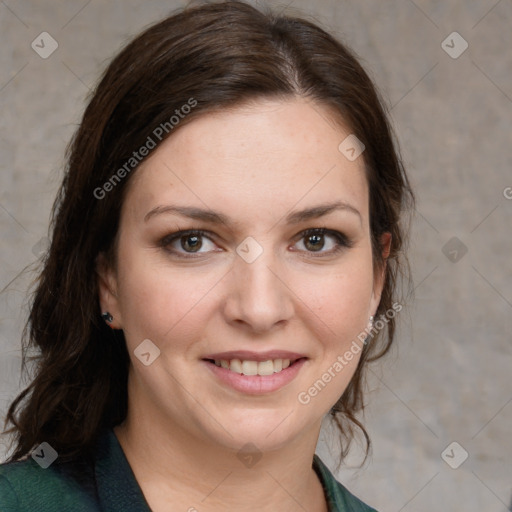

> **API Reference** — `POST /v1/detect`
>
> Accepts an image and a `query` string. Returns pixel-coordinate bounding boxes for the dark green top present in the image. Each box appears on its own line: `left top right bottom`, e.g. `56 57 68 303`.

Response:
0 428 377 511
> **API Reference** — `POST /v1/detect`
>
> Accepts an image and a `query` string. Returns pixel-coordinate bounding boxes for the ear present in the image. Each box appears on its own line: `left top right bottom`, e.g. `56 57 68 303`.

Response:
369 232 392 315
96 252 123 329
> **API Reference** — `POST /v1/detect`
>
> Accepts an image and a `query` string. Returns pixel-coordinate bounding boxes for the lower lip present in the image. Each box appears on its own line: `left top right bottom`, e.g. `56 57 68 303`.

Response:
203 358 307 395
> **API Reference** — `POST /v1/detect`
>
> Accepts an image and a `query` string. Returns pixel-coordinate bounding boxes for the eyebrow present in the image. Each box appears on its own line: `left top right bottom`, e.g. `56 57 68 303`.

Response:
144 200 362 226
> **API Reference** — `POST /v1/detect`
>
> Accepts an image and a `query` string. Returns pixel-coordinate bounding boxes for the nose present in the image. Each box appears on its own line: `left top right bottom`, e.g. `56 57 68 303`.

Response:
222 248 295 334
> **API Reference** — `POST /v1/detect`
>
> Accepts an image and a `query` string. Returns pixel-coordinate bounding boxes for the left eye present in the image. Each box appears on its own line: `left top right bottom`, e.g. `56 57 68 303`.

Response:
294 228 347 253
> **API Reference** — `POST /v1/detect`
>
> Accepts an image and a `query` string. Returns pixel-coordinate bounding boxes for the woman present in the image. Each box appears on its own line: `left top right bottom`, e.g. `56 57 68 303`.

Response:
0 1 414 510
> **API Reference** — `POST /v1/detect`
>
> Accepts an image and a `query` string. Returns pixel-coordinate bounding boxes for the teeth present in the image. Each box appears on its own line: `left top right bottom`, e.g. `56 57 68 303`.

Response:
214 358 297 375
257 360 274 376
230 359 242 373
242 360 258 375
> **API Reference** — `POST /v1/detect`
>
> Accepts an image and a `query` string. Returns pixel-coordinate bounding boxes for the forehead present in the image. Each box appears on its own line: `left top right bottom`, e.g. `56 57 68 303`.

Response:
122 97 369 228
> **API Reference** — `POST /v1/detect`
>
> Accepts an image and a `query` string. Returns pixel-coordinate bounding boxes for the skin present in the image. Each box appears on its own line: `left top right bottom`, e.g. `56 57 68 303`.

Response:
97 97 390 512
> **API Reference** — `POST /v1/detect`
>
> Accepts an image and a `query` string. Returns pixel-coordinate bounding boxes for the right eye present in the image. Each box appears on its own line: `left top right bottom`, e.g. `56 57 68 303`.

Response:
160 229 220 258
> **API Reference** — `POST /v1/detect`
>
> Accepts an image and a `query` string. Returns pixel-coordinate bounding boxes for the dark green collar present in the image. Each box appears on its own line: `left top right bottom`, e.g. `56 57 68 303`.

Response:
94 428 152 511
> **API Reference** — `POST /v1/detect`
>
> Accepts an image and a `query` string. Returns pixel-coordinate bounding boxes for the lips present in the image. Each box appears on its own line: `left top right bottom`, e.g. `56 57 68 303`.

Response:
202 350 308 394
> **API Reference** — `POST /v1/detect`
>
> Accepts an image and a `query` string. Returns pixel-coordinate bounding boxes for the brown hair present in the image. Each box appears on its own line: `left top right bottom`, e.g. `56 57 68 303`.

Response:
2 0 414 465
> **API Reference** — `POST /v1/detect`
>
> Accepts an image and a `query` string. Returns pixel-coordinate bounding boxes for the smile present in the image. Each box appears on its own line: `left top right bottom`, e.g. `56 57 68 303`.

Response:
202 356 308 394
209 358 296 376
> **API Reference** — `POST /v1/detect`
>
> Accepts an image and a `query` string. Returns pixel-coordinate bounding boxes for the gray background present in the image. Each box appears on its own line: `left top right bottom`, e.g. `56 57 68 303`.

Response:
1 1 511 511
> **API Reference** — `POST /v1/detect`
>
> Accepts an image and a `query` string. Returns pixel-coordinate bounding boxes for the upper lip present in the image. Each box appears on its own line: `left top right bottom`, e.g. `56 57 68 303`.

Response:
202 350 307 362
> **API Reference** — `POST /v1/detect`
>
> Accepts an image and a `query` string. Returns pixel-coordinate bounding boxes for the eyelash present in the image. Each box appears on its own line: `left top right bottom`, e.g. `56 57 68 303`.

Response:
160 228 354 259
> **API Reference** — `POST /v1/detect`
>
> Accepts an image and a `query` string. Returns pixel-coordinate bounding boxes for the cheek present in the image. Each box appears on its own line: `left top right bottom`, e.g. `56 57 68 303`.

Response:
294 256 374 334
294 264 373 410
115 247 219 349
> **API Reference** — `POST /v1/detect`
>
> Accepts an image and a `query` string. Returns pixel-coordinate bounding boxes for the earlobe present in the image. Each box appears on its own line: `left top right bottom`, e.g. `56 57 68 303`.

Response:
95 252 122 329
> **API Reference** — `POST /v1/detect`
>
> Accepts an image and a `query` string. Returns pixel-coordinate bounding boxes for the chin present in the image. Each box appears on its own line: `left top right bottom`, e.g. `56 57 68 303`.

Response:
200 408 311 453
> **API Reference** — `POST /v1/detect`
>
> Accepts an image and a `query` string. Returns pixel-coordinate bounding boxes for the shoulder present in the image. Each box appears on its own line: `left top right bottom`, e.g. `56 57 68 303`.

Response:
0 456 99 512
313 455 379 512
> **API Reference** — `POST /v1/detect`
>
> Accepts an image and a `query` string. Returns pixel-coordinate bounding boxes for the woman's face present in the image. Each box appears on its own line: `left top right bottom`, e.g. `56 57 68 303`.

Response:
98 97 388 452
